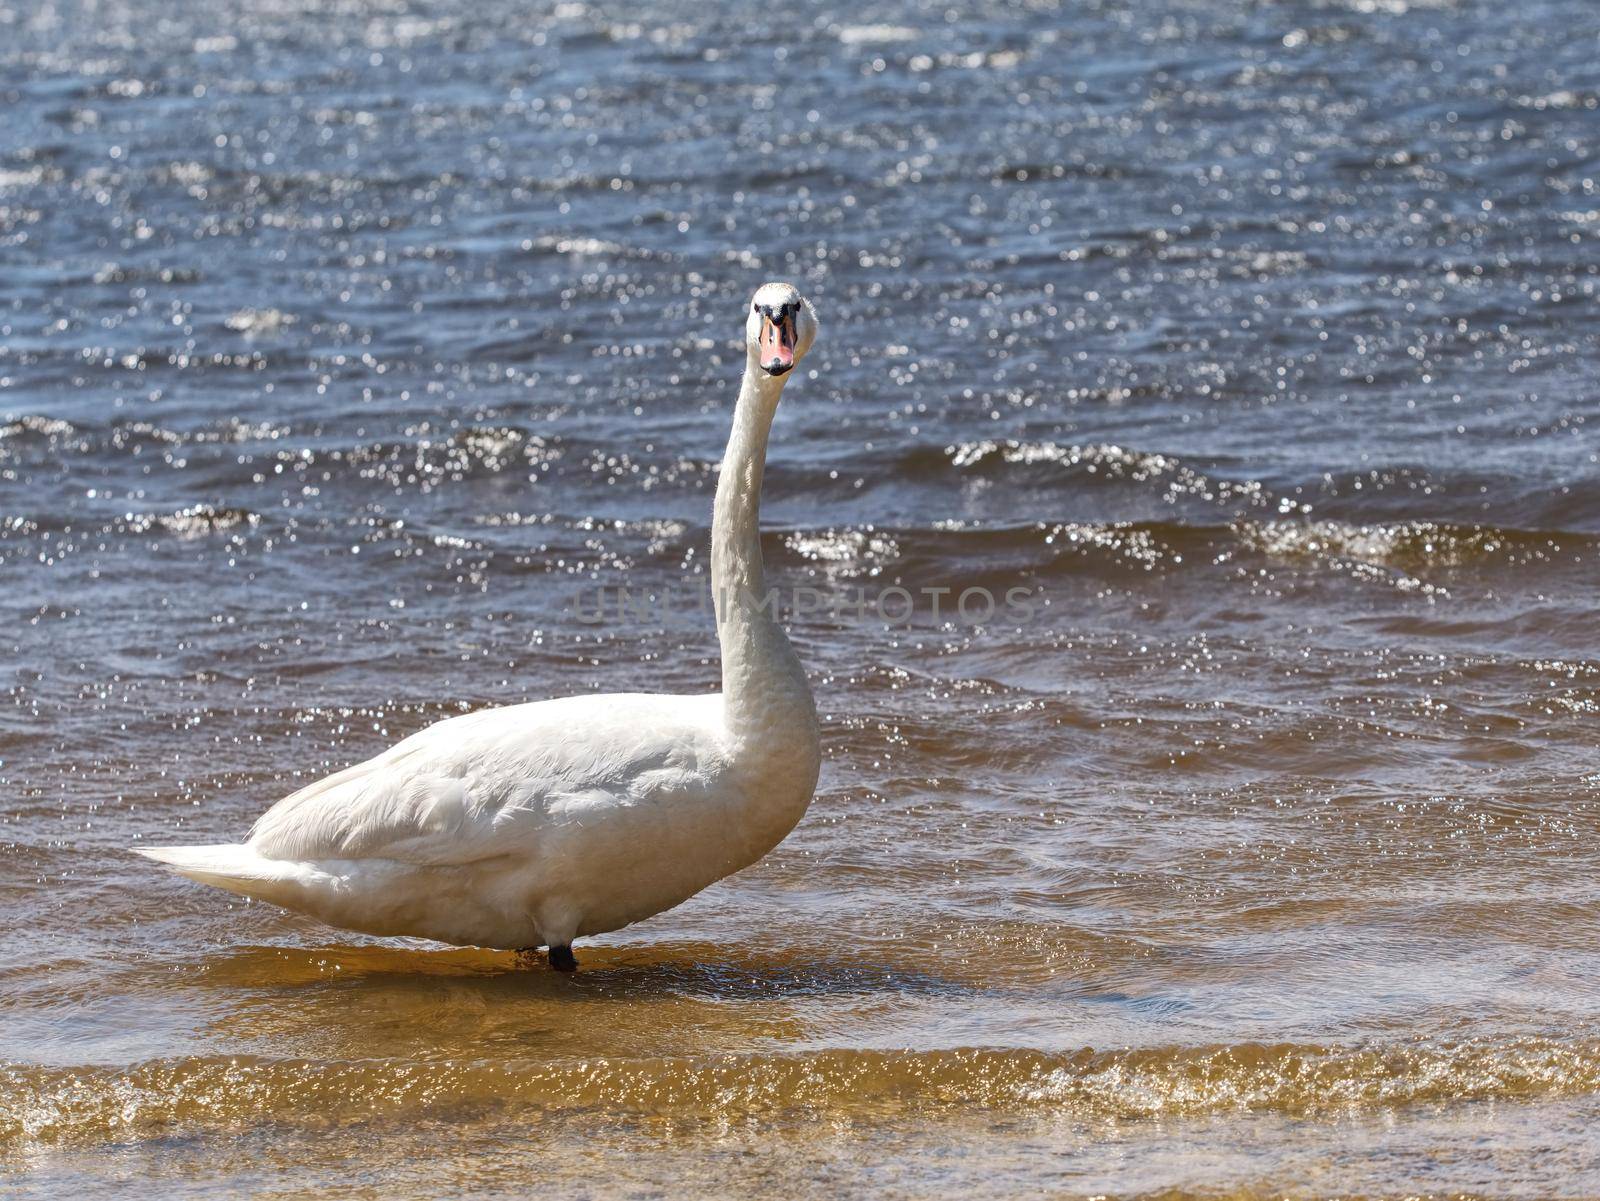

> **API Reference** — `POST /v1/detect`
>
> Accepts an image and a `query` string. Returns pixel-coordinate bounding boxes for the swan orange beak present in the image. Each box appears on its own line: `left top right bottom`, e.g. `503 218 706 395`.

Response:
760 312 796 376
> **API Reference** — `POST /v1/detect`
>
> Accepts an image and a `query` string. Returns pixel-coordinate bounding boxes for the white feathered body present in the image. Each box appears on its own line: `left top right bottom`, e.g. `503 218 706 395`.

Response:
141 688 819 948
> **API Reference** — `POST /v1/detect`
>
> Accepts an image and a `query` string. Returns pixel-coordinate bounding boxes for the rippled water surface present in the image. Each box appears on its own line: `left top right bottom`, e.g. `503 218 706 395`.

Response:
3 0 1599 1196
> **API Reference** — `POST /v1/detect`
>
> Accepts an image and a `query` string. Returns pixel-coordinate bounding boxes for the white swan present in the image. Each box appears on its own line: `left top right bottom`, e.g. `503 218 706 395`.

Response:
136 283 822 971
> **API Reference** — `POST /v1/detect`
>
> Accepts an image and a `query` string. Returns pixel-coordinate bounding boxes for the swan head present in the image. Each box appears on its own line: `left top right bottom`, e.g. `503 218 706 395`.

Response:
745 282 818 379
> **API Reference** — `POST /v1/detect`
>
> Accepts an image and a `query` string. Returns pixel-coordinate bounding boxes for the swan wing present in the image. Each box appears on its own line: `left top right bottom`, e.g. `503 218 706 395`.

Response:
246 692 725 866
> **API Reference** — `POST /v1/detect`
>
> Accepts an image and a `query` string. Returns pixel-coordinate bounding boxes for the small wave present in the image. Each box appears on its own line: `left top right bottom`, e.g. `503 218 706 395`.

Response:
0 416 192 461
5 1037 1597 1146
908 49 1026 72
128 504 260 539
942 439 1287 513
0 166 48 188
766 520 1179 586
835 24 919 44
1514 89 1599 111
319 425 564 487
950 440 1189 480
224 307 294 335
1234 518 1594 571
784 528 901 576
772 517 1595 595
0 414 77 442
89 263 203 285
520 234 628 257
0 504 261 546
479 514 692 558
0 417 563 483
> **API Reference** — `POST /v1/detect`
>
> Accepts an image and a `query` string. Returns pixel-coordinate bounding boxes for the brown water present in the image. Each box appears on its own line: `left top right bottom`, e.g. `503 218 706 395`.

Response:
4 0 1600 1195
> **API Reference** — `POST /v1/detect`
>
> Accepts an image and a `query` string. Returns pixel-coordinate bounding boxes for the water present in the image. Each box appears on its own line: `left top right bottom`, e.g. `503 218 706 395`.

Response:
3 0 1599 1194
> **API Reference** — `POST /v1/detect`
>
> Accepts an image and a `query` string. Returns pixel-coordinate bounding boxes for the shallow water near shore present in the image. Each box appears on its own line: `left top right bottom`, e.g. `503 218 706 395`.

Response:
3 0 1600 1196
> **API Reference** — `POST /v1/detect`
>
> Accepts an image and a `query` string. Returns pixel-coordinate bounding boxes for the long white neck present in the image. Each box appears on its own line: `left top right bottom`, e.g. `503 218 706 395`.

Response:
711 357 818 768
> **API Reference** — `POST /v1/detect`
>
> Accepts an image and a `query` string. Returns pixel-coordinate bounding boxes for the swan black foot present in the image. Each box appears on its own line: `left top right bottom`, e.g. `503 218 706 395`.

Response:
548 944 578 972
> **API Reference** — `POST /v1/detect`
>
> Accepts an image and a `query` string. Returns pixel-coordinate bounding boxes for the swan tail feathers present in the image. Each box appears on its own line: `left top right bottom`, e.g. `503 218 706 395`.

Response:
131 843 308 900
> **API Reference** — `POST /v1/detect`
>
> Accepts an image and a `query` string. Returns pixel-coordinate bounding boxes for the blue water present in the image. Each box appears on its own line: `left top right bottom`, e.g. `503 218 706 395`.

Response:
3 1 1599 1197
